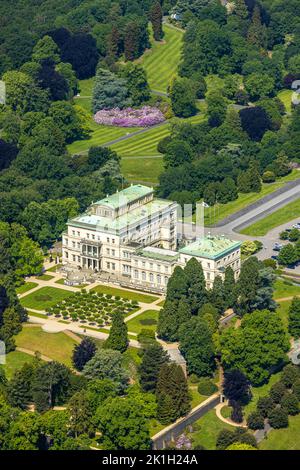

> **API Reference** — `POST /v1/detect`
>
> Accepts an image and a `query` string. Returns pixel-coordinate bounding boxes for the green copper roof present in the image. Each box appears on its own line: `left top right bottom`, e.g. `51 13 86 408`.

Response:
68 198 175 234
94 184 153 210
179 236 241 260
134 246 179 263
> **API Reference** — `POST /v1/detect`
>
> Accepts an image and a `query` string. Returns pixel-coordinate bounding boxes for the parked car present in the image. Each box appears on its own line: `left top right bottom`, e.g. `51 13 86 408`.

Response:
292 224 300 229
273 243 283 251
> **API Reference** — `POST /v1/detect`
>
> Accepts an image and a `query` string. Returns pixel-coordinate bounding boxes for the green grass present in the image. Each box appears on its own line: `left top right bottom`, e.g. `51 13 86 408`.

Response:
47 264 62 272
27 310 47 319
36 274 55 281
91 285 158 303
1 350 37 380
14 327 77 366
201 170 300 227
121 157 164 183
188 409 232 450
126 310 159 334
16 282 38 295
136 24 184 93
20 287 73 311
220 405 232 419
78 77 94 96
241 196 300 236
277 89 293 114
67 120 142 155
260 413 300 450
276 300 291 331
243 372 281 418
189 387 207 409
273 279 300 299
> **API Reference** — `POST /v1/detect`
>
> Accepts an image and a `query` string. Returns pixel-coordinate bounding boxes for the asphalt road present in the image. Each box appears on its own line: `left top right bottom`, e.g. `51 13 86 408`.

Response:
178 176 300 266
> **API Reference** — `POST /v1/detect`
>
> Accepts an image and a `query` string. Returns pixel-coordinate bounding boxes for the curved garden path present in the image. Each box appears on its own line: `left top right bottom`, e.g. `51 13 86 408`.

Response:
215 402 247 428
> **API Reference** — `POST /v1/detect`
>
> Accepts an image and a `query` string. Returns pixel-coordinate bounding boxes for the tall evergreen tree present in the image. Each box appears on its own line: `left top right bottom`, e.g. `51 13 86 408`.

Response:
105 312 128 353
288 297 300 339
157 299 191 341
72 337 96 371
7 363 35 409
139 342 169 392
247 5 266 48
92 68 130 113
124 21 140 61
224 266 236 309
210 275 226 315
184 257 207 314
108 25 120 59
156 363 191 424
234 0 248 19
235 257 260 315
120 63 150 106
166 266 188 302
150 2 164 41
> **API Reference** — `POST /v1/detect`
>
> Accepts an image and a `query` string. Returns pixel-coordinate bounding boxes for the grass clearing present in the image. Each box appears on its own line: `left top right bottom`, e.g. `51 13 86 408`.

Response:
20 287 73 311
243 372 281 418
126 310 159 334
14 327 77 366
16 282 38 295
260 413 300 450
47 264 62 272
273 279 300 299
136 24 184 93
240 196 300 236
91 285 158 303
1 350 37 380
277 89 293 114
121 157 164 183
276 300 291 331
188 409 232 450
200 171 300 227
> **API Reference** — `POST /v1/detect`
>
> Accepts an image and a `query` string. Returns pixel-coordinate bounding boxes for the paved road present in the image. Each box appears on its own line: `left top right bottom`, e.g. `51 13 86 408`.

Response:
178 176 300 264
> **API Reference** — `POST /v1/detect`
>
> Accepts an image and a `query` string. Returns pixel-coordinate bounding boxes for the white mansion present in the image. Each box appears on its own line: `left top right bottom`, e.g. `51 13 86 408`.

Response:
62 185 241 293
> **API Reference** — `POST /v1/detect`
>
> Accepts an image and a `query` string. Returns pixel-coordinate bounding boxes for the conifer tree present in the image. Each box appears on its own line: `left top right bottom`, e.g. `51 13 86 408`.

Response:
224 266 236 309
124 21 139 61
139 342 169 392
72 337 96 371
210 275 226 315
288 297 300 339
92 68 130 113
7 363 34 409
105 312 128 353
247 5 266 48
166 266 188 302
156 363 191 424
150 2 164 41
184 257 207 314
108 25 120 59
234 0 248 20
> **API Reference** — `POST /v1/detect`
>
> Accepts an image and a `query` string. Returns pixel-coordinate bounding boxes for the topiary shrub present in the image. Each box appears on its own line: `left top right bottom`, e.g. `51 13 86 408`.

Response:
268 409 289 429
281 364 300 388
197 378 218 396
247 411 265 430
189 374 199 384
281 393 299 416
257 396 275 418
270 381 286 403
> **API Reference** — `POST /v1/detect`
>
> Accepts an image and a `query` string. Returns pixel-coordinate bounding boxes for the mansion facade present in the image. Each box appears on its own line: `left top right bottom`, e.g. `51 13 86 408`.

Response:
62 185 241 293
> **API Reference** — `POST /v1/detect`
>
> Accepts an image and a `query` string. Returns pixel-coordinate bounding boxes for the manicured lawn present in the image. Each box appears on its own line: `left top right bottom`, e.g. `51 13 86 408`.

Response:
188 409 232 450
243 372 281 418
273 279 300 299
67 120 142 155
27 310 47 319
200 171 300 227
137 24 184 93
47 264 62 272
121 156 164 184
20 287 73 311
241 196 300 236
189 387 207 409
276 300 291 331
78 77 94 96
260 414 300 450
91 285 158 303
14 327 77 366
16 282 38 295
277 89 293 114
36 274 55 281
126 310 159 334
1 350 37 380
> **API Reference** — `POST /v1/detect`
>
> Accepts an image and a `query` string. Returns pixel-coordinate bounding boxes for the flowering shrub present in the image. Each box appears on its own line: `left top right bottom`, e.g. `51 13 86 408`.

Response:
93 106 165 127
175 434 192 450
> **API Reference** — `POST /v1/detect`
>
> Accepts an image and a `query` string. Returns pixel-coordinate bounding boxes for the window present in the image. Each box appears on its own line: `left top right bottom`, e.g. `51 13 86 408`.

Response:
149 273 154 282
65 251 68 258
112 263 116 270
106 262 110 269
64 238 68 246
165 265 169 273
72 230 75 236
134 270 139 279
87 233 90 239
92 234 95 240
112 238 115 244
142 261 146 267
106 248 110 255
157 275 161 284
107 237 110 243
142 271 146 281
72 241 75 248
78 256 80 262
72 255 76 262
112 249 115 256
77 231 80 237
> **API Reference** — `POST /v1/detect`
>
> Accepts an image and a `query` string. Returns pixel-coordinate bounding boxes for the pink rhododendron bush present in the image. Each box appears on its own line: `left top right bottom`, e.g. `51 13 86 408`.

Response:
93 106 165 127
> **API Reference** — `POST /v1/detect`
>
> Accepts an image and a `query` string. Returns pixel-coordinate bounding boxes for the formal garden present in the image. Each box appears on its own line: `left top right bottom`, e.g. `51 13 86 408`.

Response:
45 290 139 327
